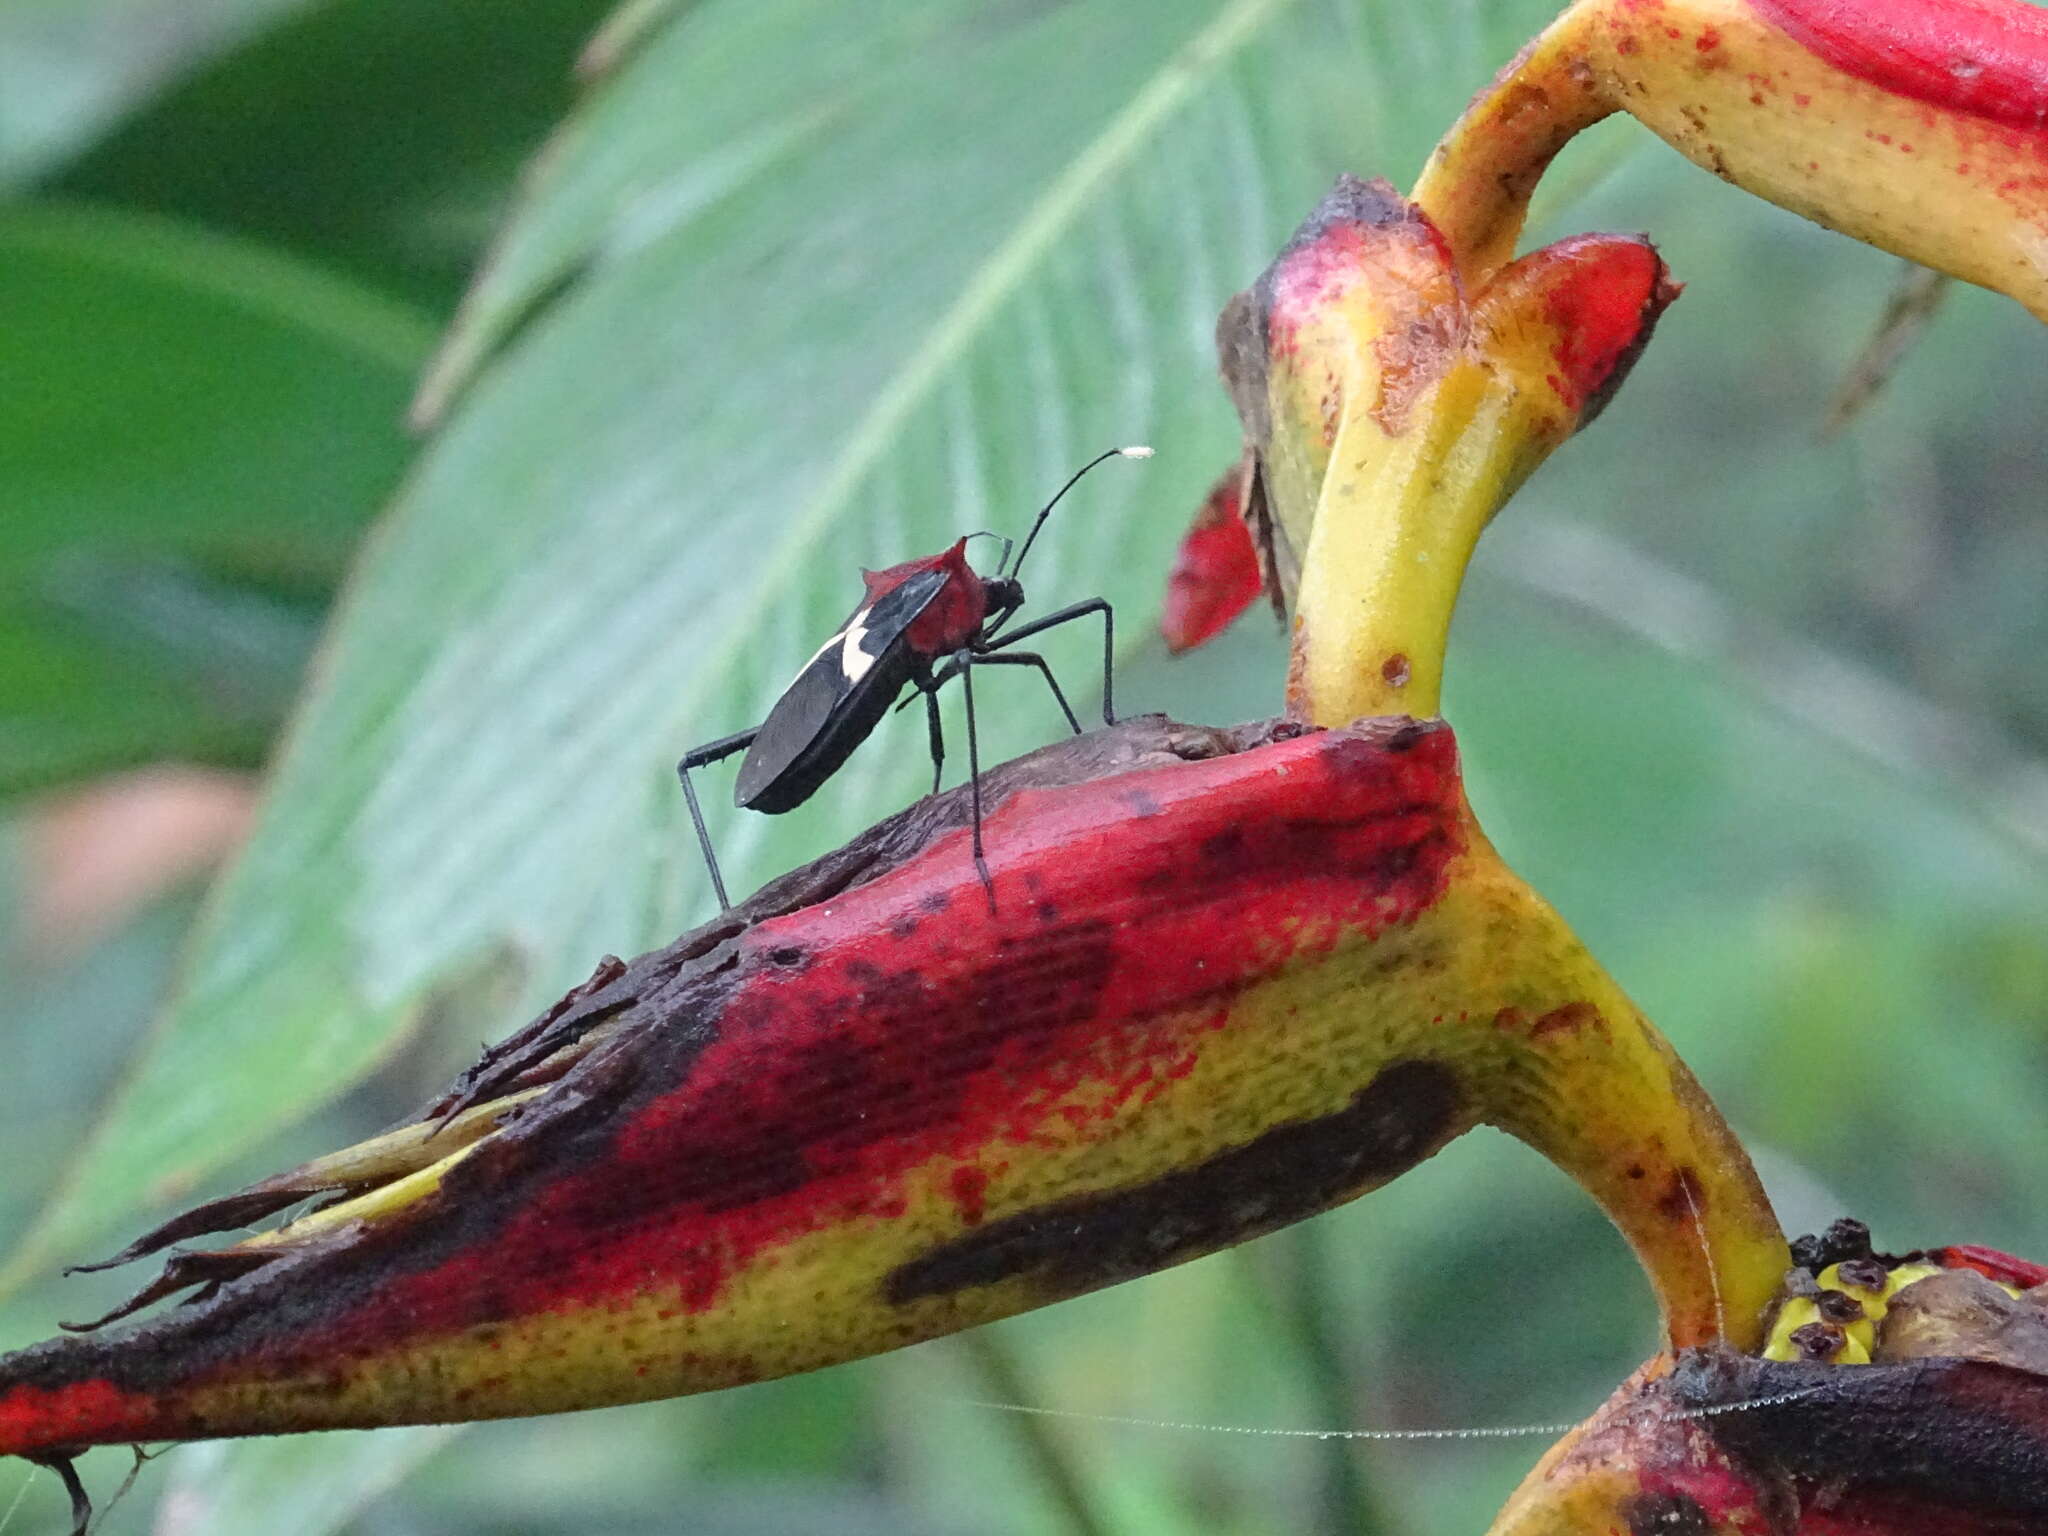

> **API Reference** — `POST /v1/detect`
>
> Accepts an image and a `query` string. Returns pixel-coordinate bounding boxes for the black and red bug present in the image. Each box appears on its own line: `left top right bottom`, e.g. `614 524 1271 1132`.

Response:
677 445 1151 910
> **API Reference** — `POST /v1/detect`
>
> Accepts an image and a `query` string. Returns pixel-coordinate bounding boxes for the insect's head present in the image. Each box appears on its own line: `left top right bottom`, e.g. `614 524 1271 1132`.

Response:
979 573 1025 624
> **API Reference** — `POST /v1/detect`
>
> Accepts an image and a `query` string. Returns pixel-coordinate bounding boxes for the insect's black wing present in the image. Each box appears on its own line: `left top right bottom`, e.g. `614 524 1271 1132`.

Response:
733 567 949 813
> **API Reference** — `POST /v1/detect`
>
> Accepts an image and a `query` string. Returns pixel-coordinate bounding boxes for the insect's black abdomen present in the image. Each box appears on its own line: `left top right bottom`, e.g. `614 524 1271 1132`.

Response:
731 566 949 815
735 644 915 813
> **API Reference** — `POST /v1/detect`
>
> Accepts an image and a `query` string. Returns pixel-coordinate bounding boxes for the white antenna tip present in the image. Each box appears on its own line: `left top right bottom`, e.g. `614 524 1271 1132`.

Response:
1119 445 1154 459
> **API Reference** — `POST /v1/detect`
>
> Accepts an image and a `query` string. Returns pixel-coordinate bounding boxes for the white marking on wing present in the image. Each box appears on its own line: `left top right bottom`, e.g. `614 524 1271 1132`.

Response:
838 617 880 685
802 618 856 669
785 605 874 689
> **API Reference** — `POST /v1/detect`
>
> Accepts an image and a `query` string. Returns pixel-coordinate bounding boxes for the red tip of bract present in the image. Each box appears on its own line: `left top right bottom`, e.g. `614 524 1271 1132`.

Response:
0 1376 157 1459
1161 471 1263 654
1257 175 1464 437
1525 234 1678 425
1753 0 2048 130
1938 1244 2048 1290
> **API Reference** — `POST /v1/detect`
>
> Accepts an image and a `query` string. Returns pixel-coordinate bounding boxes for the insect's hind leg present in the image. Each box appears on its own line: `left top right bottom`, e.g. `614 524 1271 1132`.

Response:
982 597 1116 725
27 1453 91 1536
963 650 1081 734
676 728 758 913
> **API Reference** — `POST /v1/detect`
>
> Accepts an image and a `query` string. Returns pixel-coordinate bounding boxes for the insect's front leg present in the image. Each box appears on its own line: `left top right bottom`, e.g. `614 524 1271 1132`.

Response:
960 650 1081 734
981 597 1117 725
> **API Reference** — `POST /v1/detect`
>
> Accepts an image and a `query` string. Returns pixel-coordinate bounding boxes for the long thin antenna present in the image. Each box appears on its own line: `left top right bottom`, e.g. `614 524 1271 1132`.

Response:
1001 445 1152 580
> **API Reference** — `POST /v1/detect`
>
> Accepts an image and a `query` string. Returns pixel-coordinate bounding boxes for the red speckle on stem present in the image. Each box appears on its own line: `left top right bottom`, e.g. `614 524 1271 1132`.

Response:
949 1166 990 1225
1753 0 2048 131
1531 1002 1599 1037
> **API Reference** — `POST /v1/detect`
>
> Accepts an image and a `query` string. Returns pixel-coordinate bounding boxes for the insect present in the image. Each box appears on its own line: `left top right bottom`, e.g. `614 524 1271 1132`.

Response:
677 445 1152 911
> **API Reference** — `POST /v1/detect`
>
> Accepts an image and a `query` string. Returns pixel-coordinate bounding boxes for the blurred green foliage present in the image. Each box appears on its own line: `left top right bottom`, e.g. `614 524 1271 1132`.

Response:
1 1 2044 1534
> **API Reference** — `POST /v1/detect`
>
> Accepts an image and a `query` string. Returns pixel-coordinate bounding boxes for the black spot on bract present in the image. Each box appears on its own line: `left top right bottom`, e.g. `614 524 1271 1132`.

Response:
884 1060 1460 1304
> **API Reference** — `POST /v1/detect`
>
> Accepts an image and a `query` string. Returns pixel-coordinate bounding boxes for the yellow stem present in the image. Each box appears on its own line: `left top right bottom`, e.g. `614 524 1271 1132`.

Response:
1290 360 1532 723
1411 13 1613 285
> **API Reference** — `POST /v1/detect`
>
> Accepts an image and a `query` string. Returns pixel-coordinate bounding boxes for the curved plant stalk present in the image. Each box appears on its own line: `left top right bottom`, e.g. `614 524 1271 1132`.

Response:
1356 8 2048 1526
1210 165 1788 1346
1411 0 2048 314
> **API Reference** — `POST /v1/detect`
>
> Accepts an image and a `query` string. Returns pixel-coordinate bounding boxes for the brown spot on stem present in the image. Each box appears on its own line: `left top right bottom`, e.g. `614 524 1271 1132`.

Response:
1531 1002 1596 1037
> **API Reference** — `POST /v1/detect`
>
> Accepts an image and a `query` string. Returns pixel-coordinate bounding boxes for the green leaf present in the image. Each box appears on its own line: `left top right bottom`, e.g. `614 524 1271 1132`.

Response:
0 0 1577 1278
48 0 623 307
0 0 318 183
151 1426 460 1536
0 202 433 794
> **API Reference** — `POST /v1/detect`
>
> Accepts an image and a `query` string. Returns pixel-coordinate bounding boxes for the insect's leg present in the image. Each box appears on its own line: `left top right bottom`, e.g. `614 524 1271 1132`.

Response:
28 1453 91 1536
980 597 1116 725
963 650 1081 734
955 649 995 912
893 655 962 715
675 728 757 913
678 768 733 913
923 685 946 796
677 728 759 772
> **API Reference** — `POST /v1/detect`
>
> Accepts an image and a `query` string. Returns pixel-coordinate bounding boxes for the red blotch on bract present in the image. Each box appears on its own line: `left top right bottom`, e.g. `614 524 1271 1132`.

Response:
1936 1243 2048 1289
1754 0 2048 132
1161 472 1264 654
1527 234 1679 420
0 1378 157 1458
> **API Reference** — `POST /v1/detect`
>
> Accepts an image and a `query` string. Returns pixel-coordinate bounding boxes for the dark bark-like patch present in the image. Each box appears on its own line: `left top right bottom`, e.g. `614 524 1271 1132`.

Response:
884 1059 1461 1304
1674 1347 2048 1521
